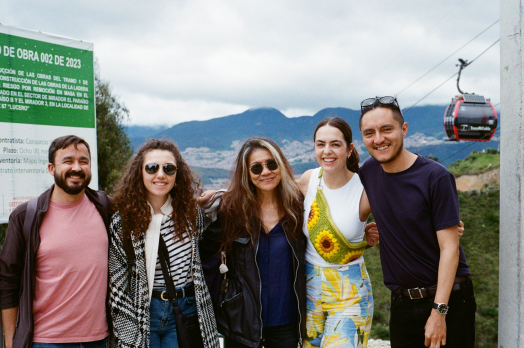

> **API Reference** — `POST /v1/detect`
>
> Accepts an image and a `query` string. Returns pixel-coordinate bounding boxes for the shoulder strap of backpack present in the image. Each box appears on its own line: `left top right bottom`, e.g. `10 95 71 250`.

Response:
97 190 109 213
23 198 38 243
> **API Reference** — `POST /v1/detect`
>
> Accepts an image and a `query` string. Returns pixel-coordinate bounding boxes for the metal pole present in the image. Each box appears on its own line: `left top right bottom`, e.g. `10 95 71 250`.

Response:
500 0 524 346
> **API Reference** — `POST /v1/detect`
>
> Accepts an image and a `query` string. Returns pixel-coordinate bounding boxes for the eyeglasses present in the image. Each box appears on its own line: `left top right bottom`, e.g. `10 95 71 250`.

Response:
250 158 279 175
144 163 178 176
361 96 400 111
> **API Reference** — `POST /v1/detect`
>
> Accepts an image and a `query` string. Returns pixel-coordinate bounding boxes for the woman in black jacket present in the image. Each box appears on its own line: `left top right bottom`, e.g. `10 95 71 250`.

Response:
201 137 306 348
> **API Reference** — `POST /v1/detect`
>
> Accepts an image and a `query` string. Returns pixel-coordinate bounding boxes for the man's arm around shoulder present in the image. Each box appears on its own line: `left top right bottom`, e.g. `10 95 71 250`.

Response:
424 225 460 348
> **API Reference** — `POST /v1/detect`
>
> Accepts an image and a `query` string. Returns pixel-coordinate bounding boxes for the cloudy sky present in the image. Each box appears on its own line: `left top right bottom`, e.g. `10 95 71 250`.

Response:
1 0 500 126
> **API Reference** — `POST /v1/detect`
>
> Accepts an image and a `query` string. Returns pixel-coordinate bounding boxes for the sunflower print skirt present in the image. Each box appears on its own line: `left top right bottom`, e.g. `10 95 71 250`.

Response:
305 261 373 347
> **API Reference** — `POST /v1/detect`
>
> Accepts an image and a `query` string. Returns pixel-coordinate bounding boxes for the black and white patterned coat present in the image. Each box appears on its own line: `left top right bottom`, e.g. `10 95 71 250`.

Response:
107 209 219 348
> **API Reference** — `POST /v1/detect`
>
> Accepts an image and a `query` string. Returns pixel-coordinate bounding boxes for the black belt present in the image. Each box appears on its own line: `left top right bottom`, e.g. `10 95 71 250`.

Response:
394 276 468 300
152 284 195 301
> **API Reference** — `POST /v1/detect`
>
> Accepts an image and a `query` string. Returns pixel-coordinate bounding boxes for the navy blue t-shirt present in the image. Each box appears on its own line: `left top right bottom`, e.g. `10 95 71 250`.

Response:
359 155 471 291
256 222 298 327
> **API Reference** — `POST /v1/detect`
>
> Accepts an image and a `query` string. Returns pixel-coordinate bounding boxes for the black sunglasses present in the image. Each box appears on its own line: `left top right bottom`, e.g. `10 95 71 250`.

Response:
250 158 279 175
144 163 178 176
361 96 400 111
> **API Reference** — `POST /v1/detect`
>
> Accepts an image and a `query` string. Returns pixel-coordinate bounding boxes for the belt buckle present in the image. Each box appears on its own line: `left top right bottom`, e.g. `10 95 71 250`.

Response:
160 290 170 301
408 287 423 299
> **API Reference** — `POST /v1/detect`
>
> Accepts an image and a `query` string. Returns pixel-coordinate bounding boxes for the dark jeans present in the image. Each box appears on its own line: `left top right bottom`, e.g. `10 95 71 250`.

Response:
150 285 198 348
224 322 297 348
389 277 476 348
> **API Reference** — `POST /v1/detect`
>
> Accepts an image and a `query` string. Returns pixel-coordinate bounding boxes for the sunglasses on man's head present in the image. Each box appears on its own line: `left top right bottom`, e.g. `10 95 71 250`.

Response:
144 163 178 176
361 96 400 111
250 158 279 175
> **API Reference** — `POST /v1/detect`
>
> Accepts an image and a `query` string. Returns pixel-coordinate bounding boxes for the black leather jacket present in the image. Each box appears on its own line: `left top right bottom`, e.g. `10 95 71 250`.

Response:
200 217 307 348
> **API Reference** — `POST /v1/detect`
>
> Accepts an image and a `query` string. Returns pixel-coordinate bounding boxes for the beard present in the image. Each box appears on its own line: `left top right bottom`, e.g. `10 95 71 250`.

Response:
54 169 92 195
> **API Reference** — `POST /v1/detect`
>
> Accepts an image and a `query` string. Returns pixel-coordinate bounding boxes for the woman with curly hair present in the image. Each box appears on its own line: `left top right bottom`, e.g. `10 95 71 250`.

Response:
201 136 307 348
107 139 219 348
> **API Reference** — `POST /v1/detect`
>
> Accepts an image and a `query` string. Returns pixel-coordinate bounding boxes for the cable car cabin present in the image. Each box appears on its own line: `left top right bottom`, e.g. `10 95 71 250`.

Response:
443 94 498 141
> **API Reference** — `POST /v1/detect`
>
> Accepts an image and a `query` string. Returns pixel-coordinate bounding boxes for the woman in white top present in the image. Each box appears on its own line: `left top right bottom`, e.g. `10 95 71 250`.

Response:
297 117 375 348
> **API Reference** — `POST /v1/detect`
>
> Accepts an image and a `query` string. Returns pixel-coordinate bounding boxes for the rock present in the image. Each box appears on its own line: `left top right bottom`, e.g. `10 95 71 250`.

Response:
367 338 391 347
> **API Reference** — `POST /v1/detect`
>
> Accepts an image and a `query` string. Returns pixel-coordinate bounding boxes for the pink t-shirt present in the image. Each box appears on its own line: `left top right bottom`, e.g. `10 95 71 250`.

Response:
33 194 108 343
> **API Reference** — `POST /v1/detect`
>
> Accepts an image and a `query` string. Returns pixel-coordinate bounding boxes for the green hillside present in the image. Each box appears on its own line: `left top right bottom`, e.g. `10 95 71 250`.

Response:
448 149 500 176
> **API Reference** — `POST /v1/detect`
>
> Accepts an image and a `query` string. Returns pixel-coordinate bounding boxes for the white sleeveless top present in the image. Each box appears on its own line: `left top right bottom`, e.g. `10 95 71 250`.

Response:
303 167 366 268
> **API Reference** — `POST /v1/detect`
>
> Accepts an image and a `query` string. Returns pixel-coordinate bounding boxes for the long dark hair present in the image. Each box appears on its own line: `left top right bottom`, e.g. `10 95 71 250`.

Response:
112 138 202 241
220 137 303 252
314 117 360 173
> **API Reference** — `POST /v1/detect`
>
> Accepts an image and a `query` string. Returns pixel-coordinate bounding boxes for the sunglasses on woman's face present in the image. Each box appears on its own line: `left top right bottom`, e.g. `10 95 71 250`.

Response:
144 163 178 176
250 158 279 175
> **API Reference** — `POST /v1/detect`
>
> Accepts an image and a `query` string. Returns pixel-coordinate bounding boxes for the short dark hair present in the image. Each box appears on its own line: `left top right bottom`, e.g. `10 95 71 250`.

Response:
359 103 404 129
48 135 91 164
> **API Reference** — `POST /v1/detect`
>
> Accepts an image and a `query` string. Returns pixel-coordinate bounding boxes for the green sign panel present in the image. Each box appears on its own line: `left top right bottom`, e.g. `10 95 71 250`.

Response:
0 32 94 128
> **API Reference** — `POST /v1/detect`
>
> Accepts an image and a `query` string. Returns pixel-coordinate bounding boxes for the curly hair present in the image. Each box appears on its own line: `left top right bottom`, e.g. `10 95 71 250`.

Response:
111 138 202 242
220 136 304 252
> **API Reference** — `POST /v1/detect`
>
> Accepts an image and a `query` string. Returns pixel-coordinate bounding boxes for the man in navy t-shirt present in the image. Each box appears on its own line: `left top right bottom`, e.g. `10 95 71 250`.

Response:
358 96 476 348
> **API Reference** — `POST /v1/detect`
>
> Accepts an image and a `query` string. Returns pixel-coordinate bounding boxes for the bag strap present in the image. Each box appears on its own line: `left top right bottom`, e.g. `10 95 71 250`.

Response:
158 234 178 299
123 236 135 278
23 198 38 244
97 191 109 214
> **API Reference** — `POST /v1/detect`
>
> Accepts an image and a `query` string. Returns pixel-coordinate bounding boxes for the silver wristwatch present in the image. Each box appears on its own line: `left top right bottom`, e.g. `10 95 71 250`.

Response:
432 302 449 314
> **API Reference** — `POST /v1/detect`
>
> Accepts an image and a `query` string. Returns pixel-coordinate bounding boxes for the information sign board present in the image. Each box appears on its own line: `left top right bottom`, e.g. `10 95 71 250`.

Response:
0 24 97 223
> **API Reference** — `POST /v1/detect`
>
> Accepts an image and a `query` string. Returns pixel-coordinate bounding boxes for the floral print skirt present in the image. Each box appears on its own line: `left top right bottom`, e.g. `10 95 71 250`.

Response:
305 261 373 348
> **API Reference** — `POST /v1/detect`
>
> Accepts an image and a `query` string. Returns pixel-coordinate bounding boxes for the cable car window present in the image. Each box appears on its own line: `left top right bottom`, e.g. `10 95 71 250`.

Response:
456 103 496 126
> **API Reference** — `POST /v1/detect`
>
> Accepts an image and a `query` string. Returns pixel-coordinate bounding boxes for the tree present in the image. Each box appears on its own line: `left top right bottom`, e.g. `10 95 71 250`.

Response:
425 155 440 163
95 63 133 194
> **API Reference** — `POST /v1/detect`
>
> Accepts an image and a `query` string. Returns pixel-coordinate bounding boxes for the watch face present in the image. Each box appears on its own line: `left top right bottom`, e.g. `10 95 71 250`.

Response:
433 303 449 314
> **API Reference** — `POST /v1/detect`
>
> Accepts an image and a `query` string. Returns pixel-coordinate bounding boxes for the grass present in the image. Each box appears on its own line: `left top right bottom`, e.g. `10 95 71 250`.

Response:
366 187 499 347
447 150 500 177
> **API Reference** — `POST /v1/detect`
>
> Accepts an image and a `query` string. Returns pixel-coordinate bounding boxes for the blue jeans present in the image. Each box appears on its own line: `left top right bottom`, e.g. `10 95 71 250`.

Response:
224 322 298 348
150 286 198 348
389 277 476 348
32 338 107 348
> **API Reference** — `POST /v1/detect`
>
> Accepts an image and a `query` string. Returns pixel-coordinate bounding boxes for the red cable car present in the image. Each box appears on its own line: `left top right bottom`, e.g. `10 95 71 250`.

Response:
443 58 498 141
443 94 498 141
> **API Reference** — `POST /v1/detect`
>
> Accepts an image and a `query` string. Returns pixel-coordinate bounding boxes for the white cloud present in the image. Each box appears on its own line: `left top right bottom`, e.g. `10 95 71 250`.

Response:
122 94 249 126
1 0 500 125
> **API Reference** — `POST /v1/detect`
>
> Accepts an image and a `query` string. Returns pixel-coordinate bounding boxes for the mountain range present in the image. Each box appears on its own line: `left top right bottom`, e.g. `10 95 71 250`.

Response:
125 106 500 186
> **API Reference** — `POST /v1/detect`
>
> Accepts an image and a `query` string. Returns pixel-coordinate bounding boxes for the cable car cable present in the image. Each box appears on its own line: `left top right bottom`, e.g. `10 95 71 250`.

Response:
397 19 499 96
402 38 500 114
356 0 469 95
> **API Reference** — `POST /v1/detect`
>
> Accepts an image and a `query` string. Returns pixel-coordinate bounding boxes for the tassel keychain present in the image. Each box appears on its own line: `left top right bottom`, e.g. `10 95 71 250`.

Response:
219 251 229 294
219 251 229 274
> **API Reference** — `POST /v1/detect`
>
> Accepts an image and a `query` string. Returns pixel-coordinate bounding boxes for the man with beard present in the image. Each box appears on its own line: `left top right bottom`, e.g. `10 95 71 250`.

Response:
357 97 475 348
0 135 110 348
